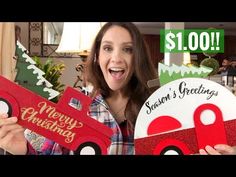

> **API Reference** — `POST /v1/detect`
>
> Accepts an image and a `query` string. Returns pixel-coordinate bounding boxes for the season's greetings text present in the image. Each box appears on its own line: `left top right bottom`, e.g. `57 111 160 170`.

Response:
21 101 83 143
145 81 218 115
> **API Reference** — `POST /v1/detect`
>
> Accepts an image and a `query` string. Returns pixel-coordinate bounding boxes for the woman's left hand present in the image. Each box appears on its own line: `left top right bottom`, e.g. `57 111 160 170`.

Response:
199 144 236 155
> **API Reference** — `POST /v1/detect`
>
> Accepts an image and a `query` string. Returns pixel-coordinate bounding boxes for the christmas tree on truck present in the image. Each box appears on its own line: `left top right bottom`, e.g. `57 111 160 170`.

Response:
14 41 61 151
15 41 60 100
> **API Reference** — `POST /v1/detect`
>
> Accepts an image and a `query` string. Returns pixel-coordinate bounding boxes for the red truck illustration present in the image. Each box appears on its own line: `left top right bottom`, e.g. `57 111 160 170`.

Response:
135 103 236 155
0 75 113 155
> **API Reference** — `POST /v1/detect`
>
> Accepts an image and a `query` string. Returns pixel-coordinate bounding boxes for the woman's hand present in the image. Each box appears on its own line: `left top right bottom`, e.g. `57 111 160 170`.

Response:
0 113 27 155
199 144 236 155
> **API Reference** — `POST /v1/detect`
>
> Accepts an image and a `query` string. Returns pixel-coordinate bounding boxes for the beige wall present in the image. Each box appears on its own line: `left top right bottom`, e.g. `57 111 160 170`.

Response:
40 57 82 88
15 22 29 50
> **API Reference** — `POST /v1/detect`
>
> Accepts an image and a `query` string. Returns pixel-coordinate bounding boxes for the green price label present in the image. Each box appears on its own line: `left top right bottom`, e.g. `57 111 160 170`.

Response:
160 29 224 53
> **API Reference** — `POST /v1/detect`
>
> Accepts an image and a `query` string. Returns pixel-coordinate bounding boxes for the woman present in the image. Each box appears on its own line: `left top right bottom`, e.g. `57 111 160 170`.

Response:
85 22 158 154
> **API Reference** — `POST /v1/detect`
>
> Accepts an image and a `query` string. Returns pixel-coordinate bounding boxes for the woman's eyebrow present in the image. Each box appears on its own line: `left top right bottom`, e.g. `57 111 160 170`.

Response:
101 40 112 44
101 41 133 45
122 42 133 45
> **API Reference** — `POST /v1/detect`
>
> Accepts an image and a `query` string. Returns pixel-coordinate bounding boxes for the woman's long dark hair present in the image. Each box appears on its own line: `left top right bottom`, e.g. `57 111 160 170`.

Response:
86 22 158 130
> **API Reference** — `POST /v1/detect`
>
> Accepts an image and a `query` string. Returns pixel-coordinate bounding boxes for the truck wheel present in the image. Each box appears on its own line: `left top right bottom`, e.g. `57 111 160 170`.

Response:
0 98 12 117
74 142 102 155
153 139 191 155
159 145 183 155
0 91 19 117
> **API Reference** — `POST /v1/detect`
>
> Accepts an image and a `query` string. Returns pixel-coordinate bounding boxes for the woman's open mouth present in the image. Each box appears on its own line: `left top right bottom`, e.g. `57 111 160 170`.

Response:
109 67 125 80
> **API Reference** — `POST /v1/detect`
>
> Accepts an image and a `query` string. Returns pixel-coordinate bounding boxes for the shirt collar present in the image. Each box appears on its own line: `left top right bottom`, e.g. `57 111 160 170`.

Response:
92 94 109 110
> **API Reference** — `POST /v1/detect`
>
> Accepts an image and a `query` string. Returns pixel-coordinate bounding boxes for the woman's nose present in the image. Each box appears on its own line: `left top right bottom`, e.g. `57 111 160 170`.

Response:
111 50 122 63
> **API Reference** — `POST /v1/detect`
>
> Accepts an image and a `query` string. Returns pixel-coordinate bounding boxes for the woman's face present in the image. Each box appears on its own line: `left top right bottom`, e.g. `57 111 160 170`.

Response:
98 26 134 92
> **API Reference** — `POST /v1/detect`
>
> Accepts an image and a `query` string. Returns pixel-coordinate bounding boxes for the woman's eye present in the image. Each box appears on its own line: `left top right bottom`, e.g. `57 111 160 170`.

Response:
103 46 112 52
123 47 133 54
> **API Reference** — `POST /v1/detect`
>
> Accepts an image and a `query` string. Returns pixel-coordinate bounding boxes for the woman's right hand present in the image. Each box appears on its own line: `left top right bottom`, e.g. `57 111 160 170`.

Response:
0 113 27 155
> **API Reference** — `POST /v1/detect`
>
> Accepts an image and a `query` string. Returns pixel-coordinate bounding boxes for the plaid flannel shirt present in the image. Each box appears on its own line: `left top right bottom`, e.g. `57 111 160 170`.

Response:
27 94 134 155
